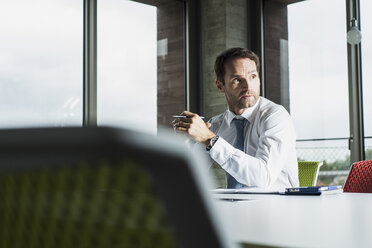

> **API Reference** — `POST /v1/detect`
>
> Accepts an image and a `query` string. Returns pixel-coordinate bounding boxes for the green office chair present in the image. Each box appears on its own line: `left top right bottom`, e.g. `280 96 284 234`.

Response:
0 127 237 248
298 161 323 186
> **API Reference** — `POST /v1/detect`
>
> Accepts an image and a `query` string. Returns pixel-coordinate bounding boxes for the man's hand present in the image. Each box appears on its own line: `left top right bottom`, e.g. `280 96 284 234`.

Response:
172 111 216 146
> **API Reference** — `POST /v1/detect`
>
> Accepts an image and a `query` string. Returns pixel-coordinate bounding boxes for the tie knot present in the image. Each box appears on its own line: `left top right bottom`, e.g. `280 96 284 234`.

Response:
232 117 247 127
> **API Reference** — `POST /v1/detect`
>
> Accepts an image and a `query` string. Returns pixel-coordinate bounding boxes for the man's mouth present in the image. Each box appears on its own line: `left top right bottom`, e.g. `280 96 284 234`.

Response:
242 94 253 99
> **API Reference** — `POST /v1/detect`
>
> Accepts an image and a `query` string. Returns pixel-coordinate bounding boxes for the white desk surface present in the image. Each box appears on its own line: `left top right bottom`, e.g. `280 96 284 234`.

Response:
213 192 372 248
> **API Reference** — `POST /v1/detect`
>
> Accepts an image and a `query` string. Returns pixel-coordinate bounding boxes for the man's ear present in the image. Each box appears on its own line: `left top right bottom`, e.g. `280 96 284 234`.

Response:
216 80 224 93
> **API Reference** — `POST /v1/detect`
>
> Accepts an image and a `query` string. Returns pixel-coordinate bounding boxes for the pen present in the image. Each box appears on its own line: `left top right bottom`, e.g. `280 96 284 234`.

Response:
172 115 205 119
218 198 248 202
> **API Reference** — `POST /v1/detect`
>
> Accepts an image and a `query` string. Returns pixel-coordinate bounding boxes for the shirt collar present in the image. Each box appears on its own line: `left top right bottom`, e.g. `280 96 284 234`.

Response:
226 97 261 125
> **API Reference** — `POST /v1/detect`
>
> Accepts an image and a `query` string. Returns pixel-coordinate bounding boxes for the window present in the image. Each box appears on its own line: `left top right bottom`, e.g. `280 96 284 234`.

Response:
0 0 185 134
97 0 186 134
264 0 350 185
288 0 349 185
0 0 83 128
97 0 157 134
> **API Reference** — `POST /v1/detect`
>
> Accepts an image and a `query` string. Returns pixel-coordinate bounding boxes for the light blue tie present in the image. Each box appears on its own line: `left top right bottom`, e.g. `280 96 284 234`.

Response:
226 117 248 189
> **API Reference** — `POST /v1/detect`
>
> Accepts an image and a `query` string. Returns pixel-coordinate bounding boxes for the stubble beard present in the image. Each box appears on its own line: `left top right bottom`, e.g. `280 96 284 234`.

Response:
226 93 258 114
238 92 258 108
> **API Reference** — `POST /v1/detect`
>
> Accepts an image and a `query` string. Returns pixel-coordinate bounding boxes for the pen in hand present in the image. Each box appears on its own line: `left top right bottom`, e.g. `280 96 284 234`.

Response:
172 115 205 119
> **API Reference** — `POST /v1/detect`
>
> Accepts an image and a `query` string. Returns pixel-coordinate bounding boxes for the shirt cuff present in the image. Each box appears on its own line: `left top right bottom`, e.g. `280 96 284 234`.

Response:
209 137 236 170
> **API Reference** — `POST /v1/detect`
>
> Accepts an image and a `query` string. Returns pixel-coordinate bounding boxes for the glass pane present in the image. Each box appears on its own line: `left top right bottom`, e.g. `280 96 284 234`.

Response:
0 0 83 128
361 0 372 159
97 0 157 134
287 0 349 185
97 0 186 135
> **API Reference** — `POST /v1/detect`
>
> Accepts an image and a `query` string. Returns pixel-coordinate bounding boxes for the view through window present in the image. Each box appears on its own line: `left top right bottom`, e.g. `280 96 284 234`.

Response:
288 0 349 185
0 0 83 128
97 0 157 134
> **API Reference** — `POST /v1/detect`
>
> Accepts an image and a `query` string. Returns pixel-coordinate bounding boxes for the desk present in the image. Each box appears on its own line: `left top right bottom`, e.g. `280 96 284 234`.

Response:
213 193 372 248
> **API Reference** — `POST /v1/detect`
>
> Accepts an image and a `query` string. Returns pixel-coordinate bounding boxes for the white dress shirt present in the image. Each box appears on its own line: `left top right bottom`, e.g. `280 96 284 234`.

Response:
197 97 299 190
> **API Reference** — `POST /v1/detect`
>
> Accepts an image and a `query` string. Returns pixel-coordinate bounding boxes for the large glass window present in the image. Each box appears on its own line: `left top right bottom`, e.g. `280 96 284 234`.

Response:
264 0 349 185
97 0 186 135
0 0 185 132
0 0 83 128
288 0 349 185
97 0 157 134
361 0 372 159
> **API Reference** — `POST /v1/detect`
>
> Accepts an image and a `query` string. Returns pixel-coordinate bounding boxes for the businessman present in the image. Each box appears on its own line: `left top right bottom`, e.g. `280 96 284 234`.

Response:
173 47 299 189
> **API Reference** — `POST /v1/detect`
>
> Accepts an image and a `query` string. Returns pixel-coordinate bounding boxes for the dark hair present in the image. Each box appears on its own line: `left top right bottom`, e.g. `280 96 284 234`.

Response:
214 47 260 84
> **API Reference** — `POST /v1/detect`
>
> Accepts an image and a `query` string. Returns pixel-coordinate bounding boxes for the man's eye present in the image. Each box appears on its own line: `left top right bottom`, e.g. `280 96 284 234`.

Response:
251 74 257 79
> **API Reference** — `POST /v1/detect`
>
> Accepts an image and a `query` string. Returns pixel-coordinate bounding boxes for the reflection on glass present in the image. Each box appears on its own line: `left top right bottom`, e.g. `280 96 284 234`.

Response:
288 0 349 185
97 0 157 134
361 0 372 159
0 0 83 128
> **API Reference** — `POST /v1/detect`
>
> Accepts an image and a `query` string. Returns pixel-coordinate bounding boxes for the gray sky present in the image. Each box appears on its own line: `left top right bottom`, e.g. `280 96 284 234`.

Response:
288 0 371 140
97 0 157 134
0 0 157 134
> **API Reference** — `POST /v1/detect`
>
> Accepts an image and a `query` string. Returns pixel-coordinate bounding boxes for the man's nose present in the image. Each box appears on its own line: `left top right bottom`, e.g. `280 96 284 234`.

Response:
240 77 250 89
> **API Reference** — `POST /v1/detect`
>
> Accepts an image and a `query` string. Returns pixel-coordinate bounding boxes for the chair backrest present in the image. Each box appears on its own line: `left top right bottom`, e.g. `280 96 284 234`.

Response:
344 160 372 193
0 127 236 248
298 161 323 186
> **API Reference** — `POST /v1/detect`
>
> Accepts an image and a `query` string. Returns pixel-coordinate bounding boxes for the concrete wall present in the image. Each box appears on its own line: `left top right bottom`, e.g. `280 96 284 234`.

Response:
201 0 248 120
201 0 248 187
200 0 292 117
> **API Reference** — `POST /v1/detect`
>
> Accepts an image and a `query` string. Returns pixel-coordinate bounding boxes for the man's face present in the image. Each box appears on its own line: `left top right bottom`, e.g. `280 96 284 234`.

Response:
216 57 260 115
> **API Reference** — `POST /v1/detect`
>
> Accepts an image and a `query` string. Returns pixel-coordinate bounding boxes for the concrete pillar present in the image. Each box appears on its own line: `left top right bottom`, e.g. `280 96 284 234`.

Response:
201 0 248 119
200 0 248 187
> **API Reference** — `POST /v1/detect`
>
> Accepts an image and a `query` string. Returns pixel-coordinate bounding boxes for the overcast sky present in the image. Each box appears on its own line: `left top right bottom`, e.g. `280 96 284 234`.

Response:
0 0 157 134
97 0 157 134
0 0 83 127
288 0 371 140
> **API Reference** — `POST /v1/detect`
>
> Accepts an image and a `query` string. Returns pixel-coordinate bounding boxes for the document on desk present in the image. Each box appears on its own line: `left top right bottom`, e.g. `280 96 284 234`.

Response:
212 187 281 194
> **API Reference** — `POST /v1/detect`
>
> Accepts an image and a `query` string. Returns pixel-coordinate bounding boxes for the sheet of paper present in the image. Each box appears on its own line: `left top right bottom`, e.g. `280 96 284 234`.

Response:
212 187 281 194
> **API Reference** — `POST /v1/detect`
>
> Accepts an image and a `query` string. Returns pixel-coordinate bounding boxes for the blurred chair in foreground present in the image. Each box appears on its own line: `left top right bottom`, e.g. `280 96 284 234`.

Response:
298 161 323 187
344 160 372 193
0 127 237 248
